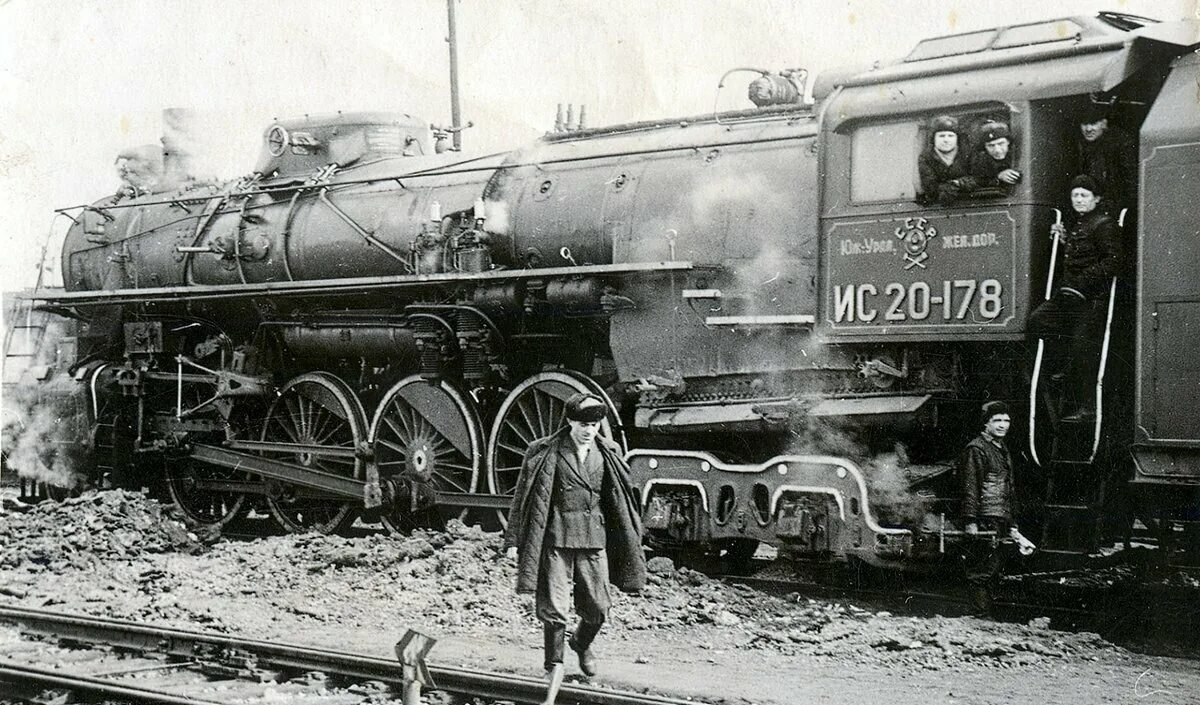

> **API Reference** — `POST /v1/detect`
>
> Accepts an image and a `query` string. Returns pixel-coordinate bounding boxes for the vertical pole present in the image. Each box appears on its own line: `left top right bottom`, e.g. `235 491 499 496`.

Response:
446 0 463 151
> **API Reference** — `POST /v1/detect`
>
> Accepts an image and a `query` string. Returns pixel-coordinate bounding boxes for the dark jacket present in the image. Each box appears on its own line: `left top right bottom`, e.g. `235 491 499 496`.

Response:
1076 127 1137 211
1060 210 1122 299
966 149 1018 191
503 427 647 594
961 434 1015 522
917 149 970 205
547 443 606 548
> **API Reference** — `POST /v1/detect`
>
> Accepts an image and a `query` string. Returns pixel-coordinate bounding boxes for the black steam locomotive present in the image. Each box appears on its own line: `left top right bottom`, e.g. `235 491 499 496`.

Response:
22 12 1199 566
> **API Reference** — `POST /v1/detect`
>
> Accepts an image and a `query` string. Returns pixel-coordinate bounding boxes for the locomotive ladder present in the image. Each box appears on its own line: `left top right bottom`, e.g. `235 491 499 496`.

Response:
1 294 49 386
1029 210 1126 556
4 230 61 386
1039 457 1110 555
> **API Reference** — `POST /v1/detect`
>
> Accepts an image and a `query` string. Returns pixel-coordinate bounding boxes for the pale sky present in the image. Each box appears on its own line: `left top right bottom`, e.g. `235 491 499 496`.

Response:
0 0 1191 290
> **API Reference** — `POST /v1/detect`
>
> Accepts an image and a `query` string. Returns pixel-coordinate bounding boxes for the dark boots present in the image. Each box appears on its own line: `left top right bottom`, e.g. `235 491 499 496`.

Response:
568 620 602 677
542 623 566 673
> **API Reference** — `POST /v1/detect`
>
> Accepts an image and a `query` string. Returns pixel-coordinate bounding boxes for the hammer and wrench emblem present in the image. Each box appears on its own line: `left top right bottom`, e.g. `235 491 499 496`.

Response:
895 217 937 270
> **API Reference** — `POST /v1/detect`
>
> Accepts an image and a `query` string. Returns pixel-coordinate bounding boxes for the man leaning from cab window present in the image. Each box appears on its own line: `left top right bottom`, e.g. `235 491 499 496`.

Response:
917 115 970 206
967 121 1022 194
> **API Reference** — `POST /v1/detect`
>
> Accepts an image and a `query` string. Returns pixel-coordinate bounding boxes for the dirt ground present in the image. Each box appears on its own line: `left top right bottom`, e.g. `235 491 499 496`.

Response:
0 490 1196 705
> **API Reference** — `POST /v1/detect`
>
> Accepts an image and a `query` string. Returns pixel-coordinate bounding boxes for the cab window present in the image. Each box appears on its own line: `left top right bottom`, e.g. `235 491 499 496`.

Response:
848 108 1017 206
850 121 920 203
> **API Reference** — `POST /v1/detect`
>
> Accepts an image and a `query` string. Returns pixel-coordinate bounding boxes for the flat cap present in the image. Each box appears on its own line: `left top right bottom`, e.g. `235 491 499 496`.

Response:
980 400 1010 427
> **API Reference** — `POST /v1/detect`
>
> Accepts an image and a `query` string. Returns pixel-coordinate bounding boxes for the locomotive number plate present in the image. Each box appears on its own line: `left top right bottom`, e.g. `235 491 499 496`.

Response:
832 278 1003 323
824 211 1016 331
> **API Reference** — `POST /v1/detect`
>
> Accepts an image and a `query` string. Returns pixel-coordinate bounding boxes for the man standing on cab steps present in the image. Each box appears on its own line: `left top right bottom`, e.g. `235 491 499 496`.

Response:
503 393 647 681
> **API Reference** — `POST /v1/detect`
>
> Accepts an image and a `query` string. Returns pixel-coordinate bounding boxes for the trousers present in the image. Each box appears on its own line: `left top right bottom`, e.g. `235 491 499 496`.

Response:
1027 291 1106 406
535 546 610 626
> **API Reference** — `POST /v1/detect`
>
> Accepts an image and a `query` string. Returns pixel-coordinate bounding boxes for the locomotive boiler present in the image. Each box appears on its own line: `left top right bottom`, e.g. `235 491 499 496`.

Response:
22 12 1200 566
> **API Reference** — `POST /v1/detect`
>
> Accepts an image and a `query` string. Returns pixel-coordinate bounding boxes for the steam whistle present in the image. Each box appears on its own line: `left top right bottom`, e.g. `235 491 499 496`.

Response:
553 104 587 132
431 122 474 154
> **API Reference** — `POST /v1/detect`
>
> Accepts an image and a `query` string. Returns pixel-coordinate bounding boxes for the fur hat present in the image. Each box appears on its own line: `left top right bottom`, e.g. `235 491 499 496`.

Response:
979 121 1010 143
1069 174 1101 196
1080 102 1110 125
980 401 1010 427
930 115 959 134
565 392 607 423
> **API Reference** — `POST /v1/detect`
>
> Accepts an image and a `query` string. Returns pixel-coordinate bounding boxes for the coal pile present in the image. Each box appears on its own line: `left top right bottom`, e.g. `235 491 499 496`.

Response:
0 490 204 572
0 498 1127 673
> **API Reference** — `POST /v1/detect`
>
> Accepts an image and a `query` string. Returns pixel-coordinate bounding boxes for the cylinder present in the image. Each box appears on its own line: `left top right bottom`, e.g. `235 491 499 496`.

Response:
280 325 420 366
545 278 603 314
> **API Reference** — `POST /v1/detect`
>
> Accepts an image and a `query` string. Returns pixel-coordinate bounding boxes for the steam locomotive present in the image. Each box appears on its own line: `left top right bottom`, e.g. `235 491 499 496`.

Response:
23 12 1200 566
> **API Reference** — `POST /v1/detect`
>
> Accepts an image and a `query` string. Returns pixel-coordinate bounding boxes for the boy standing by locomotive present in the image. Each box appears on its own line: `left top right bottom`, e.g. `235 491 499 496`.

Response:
962 401 1017 538
961 401 1034 596
503 393 646 682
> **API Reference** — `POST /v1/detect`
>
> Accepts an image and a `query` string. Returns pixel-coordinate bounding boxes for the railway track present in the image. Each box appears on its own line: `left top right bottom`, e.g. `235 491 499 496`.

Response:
712 556 1200 657
0 605 708 705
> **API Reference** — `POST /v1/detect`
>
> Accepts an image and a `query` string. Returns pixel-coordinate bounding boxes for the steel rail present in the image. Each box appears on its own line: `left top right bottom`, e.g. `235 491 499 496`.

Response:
0 660 224 705
0 606 709 705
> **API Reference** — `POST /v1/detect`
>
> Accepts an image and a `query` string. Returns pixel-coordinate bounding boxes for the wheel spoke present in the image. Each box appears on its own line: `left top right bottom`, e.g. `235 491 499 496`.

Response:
515 399 539 440
309 406 336 444
502 417 534 446
313 418 347 445
497 440 527 457
391 398 416 438
431 470 469 492
383 415 409 445
296 396 312 439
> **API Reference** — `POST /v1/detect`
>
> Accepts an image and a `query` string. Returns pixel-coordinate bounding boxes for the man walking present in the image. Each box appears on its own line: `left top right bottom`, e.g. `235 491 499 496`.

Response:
503 392 646 681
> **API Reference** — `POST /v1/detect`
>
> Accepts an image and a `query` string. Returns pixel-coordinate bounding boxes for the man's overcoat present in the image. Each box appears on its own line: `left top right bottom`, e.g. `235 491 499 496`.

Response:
503 427 647 594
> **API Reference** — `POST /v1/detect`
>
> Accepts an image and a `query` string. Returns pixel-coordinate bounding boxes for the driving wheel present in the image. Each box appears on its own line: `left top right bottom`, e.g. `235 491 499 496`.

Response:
484 371 622 526
368 375 484 533
259 372 366 533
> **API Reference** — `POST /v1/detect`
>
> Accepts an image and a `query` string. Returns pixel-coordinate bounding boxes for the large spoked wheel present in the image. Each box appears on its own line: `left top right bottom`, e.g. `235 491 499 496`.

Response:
369 375 484 534
485 371 623 526
166 463 249 529
260 372 367 534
